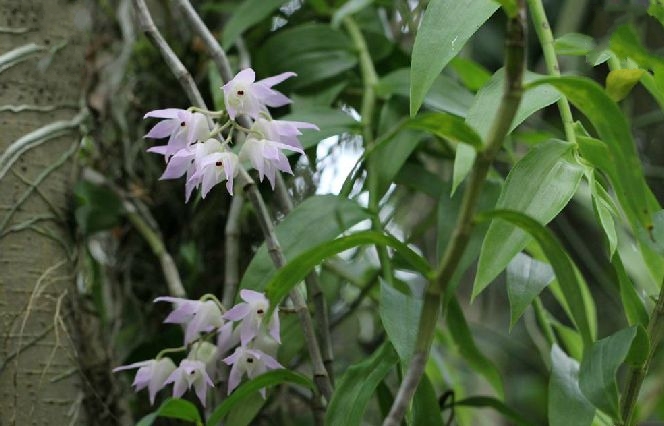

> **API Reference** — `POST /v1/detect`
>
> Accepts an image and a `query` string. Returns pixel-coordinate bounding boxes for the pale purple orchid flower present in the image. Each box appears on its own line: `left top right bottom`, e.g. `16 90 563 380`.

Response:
164 359 214 406
223 290 280 346
223 346 283 397
217 321 239 356
254 116 319 151
222 68 295 120
112 357 176 405
144 109 210 158
187 140 239 198
154 297 225 344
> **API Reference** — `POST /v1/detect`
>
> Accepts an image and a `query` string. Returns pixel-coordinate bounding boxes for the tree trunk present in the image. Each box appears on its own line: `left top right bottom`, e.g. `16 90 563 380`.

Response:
0 1 90 424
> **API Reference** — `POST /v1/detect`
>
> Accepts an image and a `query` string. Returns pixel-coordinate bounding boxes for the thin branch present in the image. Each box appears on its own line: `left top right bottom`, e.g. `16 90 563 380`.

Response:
383 3 527 424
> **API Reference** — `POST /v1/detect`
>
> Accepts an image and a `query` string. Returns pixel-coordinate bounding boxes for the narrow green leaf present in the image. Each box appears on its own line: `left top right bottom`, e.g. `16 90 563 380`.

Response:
579 326 639 419
494 0 518 17
651 209 664 255
410 0 499 115
452 144 477 195
549 344 595 426
477 209 595 348
240 195 370 293
473 140 583 297
407 111 483 149
506 253 554 328
379 281 423 363
649 0 664 27
451 396 536 426
137 398 201 426
325 342 399 426
447 297 504 397
221 0 290 49
331 0 374 27
605 69 644 102
264 230 431 309
590 177 619 257
206 370 313 426
450 57 491 91
554 33 596 56
613 255 649 328
412 374 444 426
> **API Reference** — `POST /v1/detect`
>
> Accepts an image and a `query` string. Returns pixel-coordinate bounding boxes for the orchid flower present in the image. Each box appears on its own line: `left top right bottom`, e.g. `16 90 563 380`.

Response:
255 116 319 150
223 346 283 397
112 358 176 405
144 109 209 158
187 140 239 198
154 297 225 344
223 290 280 346
164 359 214 406
222 68 295 120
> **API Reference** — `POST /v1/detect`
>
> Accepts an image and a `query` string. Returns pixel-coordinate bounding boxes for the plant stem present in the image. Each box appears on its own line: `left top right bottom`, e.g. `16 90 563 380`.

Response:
526 0 576 145
620 277 664 425
383 3 526 424
343 16 394 286
223 193 243 309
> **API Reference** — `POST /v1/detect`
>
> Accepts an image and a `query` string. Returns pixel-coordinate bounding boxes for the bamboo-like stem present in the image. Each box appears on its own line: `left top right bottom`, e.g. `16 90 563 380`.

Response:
620 277 664 426
223 193 244 308
343 16 394 286
82 168 186 298
383 4 526 424
526 0 576 145
132 0 333 401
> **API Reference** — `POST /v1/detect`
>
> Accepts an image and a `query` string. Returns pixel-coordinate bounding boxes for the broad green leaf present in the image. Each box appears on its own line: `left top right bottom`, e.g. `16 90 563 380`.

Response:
447 297 504 397
554 33 596 56
255 24 356 90
474 140 583 297
477 209 595 348
450 57 491 91
224 394 264 426
221 0 290 49
240 195 370 293
613 255 649 328
451 396 536 426
137 398 201 426
326 342 399 426
280 107 360 150
376 68 474 117
649 0 664 27
206 370 313 425
530 77 657 230
379 281 423 363
410 0 499 115
331 0 374 27
264 230 431 310
452 144 477 195
74 181 123 235
412 374 444 426
549 344 595 426
506 253 554 328
407 111 483 149
605 69 644 102
395 162 445 198
610 24 664 71
579 327 639 419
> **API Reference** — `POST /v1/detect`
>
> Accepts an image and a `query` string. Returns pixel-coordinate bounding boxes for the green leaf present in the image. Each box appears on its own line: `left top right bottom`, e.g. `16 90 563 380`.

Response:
376 68 474 117
452 144 477 195
579 326 639 419
529 76 655 231
240 195 370 293
605 69 644 102
447 297 504 397
410 0 499 115
379 281 423 363
590 177 619 257
331 0 374 27
451 396 536 426
221 0 290 49
506 253 554 328
473 140 583 297
613 255 649 327
412 374 444 426
554 33 596 56
206 370 313 426
549 344 595 426
74 181 123 235
494 0 518 17
264 230 431 310
450 57 492 91
208 62 225 110
279 107 360 150
325 342 399 426
255 24 357 90
649 0 664 27
477 209 595 348
651 209 664 255
137 398 201 426
407 111 483 149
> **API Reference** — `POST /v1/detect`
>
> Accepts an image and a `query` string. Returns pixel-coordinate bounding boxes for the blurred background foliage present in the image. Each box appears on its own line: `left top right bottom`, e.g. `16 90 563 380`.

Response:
78 0 664 423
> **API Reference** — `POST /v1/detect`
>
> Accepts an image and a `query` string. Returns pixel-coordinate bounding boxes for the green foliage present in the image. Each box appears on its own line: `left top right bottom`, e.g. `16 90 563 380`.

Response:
506 253 554 328
549 345 595 426
137 399 202 426
74 181 123 235
379 280 422 363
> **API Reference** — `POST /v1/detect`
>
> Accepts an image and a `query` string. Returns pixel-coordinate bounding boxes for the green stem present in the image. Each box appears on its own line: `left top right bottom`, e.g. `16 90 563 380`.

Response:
620 278 664 425
527 0 576 145
343 16 394 285
533 297 556 346
383 4 526 425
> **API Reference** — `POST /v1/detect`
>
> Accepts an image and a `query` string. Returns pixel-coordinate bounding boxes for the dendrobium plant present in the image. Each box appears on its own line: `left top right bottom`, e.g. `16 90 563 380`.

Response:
143 68 316 201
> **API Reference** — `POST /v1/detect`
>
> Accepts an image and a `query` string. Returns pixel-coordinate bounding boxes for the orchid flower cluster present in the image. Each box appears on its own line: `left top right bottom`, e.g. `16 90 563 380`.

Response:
112 290 283 406
143 68 318 201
